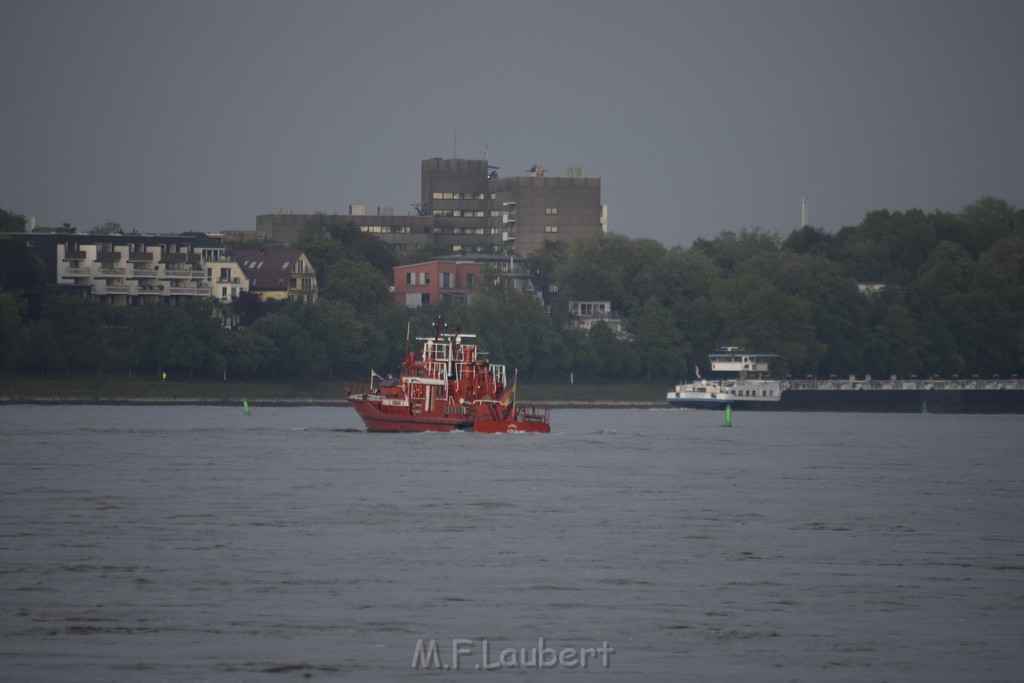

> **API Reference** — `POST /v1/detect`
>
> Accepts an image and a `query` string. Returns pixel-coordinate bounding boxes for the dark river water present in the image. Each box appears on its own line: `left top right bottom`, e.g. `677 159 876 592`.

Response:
1 405 1021 681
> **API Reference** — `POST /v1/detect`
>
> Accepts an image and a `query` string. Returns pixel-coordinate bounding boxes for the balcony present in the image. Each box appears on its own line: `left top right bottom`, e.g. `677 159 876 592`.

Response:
66 267 92 276
160 253 187 263
63 250 87 260
95 252 122 263
98 268 126 278
133 267 160 277
128 250 152 262
164 268 199 278
104 284 132 294
168 287 203 296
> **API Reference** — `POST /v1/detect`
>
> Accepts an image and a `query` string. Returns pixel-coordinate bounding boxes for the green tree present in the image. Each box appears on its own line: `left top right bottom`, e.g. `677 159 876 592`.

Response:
651 247 719 306
670 295 721 370
782 224 835 258
319 258 391 313
558 233 633 310
954 196 1019 257
0 292 28 370
528 240 570 283
740 251 866 376
0 237 49 320
28 294 106 376
563 328 603 380
628 297 686 380
692 227 780 274
711 274 823 376
864 302 931 378
834 209 938 283
251 313 322 379
224 328 276 379
126 303 206 379
301 217 397 274
0 208 28 232
232 290 266 327
291 300 368 379
89 221 123 235
461 289 567 380
914 241 975 300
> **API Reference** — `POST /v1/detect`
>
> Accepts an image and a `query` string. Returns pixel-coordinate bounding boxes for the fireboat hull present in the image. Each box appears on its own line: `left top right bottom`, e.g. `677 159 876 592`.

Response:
348 397 551 433
349 401 471 432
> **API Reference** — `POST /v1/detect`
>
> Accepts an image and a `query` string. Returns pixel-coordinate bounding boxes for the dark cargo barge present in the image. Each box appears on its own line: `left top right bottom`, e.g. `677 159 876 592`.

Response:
668 349 1024 414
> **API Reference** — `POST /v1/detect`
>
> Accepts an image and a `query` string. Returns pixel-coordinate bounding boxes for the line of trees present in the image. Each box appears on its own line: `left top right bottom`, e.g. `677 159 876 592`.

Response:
1 197 1021 383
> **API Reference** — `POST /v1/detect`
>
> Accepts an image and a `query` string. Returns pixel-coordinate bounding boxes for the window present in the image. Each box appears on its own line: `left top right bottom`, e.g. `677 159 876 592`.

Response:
421 293 430 304
545 225 558 233
545 207 558 215
441 272 452 288
406 272 414 285
466 274 475 289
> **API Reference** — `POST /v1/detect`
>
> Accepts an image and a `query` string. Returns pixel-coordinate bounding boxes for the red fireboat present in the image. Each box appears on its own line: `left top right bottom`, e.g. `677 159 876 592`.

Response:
346 320 551 434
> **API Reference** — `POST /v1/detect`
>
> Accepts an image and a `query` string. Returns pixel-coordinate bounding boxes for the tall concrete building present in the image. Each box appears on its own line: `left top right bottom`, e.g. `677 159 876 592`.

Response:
254 158 606 255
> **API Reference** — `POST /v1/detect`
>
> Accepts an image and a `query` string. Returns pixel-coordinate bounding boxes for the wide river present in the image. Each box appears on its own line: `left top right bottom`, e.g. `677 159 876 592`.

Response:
1 405 1021 681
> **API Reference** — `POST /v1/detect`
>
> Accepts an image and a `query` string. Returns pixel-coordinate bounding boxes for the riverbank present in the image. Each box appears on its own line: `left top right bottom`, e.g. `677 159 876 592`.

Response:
0 375 667 408
0 396 661 409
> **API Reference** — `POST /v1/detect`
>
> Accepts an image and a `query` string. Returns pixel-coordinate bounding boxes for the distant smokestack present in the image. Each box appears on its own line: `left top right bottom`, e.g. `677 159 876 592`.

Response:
801 197 809 227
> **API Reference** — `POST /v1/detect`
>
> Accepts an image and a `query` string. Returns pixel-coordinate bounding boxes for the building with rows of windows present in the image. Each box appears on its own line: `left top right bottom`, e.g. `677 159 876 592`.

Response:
10 232 316 306
252 158 607 256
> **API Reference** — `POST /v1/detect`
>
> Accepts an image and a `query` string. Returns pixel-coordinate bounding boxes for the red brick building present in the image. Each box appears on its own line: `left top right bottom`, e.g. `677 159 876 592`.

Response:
393 260 483 308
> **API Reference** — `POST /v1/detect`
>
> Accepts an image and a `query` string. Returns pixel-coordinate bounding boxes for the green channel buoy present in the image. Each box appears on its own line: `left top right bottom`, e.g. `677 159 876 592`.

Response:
723 403 733 427
243 398 251 416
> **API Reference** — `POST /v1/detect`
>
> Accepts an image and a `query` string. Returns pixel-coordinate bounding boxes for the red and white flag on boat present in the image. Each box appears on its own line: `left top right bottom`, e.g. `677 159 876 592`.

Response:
694 363 701 380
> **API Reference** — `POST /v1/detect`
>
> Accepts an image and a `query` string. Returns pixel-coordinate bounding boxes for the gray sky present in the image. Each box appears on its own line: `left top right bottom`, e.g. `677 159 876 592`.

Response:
2 0 1022 248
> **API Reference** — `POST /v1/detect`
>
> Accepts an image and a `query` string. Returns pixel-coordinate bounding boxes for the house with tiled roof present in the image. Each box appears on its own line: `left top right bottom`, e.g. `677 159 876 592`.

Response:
233 248 318 302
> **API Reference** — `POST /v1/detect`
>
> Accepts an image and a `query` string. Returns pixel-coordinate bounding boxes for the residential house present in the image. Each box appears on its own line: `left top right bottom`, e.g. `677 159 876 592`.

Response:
233 249 318 302
568 300 626 336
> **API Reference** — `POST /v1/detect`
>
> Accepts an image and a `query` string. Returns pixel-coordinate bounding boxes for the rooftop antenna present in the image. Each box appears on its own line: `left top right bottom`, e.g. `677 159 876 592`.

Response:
453 130 457 158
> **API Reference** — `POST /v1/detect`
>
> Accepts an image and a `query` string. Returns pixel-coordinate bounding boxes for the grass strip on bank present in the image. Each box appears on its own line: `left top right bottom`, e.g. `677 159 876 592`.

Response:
0 374 668 405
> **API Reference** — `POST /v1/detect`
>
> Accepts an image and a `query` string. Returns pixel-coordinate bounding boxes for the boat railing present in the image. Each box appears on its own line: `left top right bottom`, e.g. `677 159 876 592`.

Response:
785 378 1024 391
472 399 550 424
514 405 550 423
676 376 1024 393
